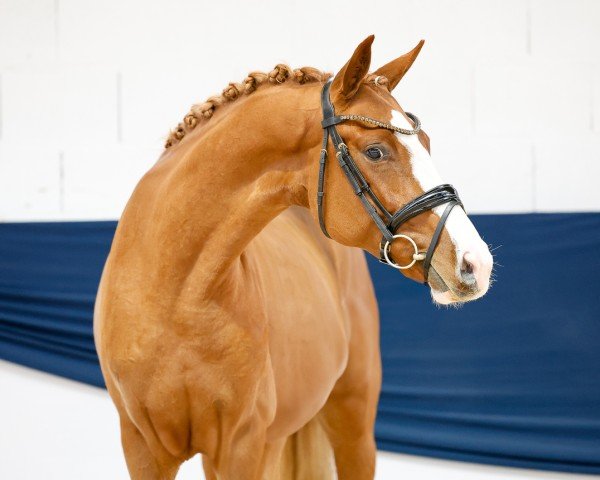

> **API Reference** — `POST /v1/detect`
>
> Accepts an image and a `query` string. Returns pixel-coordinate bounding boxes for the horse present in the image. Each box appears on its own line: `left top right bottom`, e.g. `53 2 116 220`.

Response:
94 35 493 479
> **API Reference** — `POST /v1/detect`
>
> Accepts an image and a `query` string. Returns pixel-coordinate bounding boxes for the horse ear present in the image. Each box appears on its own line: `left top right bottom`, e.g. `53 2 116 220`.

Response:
373 40 425 92
331 35 374 102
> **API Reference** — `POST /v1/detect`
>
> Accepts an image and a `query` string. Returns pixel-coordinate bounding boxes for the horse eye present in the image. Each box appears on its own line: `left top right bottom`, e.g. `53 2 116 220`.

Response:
365 147 384 160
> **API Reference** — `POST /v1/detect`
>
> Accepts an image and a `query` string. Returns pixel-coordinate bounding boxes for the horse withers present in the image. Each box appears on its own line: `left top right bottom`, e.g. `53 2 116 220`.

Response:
94 36 493 479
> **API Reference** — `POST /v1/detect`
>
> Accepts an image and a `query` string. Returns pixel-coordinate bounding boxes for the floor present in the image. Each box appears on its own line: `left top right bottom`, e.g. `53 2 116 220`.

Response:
0 360 595 479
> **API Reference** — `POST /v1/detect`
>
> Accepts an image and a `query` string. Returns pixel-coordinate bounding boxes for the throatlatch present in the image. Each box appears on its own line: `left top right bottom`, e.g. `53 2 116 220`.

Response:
317 80 463 283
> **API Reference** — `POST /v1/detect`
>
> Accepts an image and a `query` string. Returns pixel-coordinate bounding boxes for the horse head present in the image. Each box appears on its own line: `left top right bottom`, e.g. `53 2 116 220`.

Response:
311 36 493 304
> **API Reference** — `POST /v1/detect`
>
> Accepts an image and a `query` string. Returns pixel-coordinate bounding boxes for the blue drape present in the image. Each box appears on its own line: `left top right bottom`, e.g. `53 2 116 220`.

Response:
0 214 599 473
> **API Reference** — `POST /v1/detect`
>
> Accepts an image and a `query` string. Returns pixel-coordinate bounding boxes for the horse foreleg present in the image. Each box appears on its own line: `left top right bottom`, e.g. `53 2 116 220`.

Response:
202 455 218 480
320 306 382 479
120 416 182 480
320 390 378 480
210 416 271 480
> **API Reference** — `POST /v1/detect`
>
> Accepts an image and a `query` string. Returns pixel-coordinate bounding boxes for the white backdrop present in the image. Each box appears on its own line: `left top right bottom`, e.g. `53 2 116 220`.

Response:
1 0 600 221
1 1 600 479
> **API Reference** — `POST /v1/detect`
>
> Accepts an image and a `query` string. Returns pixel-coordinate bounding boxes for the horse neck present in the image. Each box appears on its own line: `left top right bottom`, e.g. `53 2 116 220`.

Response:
125 84 321 294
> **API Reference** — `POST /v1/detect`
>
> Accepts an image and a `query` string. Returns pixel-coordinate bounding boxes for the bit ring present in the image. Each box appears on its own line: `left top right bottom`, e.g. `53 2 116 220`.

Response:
382 234 424 270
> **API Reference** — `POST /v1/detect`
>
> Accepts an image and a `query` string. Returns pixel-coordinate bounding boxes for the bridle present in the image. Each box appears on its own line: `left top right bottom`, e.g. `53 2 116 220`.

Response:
317 80 463 284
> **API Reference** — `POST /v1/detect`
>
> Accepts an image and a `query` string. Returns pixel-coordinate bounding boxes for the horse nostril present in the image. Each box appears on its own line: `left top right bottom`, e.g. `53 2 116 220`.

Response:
460 253 477 287
462 257 474 276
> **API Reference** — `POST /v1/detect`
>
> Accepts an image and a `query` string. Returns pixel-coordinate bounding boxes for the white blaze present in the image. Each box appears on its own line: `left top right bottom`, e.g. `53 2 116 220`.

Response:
390 110 492 293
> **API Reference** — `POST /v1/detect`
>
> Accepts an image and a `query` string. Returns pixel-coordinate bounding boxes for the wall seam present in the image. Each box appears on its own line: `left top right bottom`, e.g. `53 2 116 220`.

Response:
590 66 595 132
470 65 476 136
526 0 532 56
54 0 60 61
531 143 537 212
116 72 122 142
0 74 3 141
59 151 65 213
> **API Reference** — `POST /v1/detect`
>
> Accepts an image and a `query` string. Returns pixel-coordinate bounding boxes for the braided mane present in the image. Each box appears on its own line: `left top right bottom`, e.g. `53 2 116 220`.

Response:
164 64 389 149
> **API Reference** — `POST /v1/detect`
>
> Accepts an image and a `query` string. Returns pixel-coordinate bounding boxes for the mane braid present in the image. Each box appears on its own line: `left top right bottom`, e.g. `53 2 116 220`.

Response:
164 64 390 149
165 65 332 149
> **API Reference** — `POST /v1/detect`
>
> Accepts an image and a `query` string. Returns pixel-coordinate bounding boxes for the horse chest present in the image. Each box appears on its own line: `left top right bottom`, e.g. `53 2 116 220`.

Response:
251 267 350 438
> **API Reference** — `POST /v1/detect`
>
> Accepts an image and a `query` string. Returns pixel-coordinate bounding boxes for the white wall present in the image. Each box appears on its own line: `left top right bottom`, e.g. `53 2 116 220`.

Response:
1 0 599 221
1 360 594 480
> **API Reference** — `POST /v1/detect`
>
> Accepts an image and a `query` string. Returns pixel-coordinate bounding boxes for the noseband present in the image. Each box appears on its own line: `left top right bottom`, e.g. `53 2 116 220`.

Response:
317 80 463 284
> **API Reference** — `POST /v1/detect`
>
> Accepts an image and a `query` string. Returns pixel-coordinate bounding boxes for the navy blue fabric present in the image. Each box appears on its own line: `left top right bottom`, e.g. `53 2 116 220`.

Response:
370 213 600 474
0 214 599 473
0 222 114 387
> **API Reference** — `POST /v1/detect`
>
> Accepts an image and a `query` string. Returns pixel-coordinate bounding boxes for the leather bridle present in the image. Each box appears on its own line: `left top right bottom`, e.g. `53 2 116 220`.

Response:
317 80 463 284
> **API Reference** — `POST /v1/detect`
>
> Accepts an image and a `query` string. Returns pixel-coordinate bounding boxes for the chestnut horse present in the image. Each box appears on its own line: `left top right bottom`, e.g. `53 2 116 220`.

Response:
94 36 493 479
